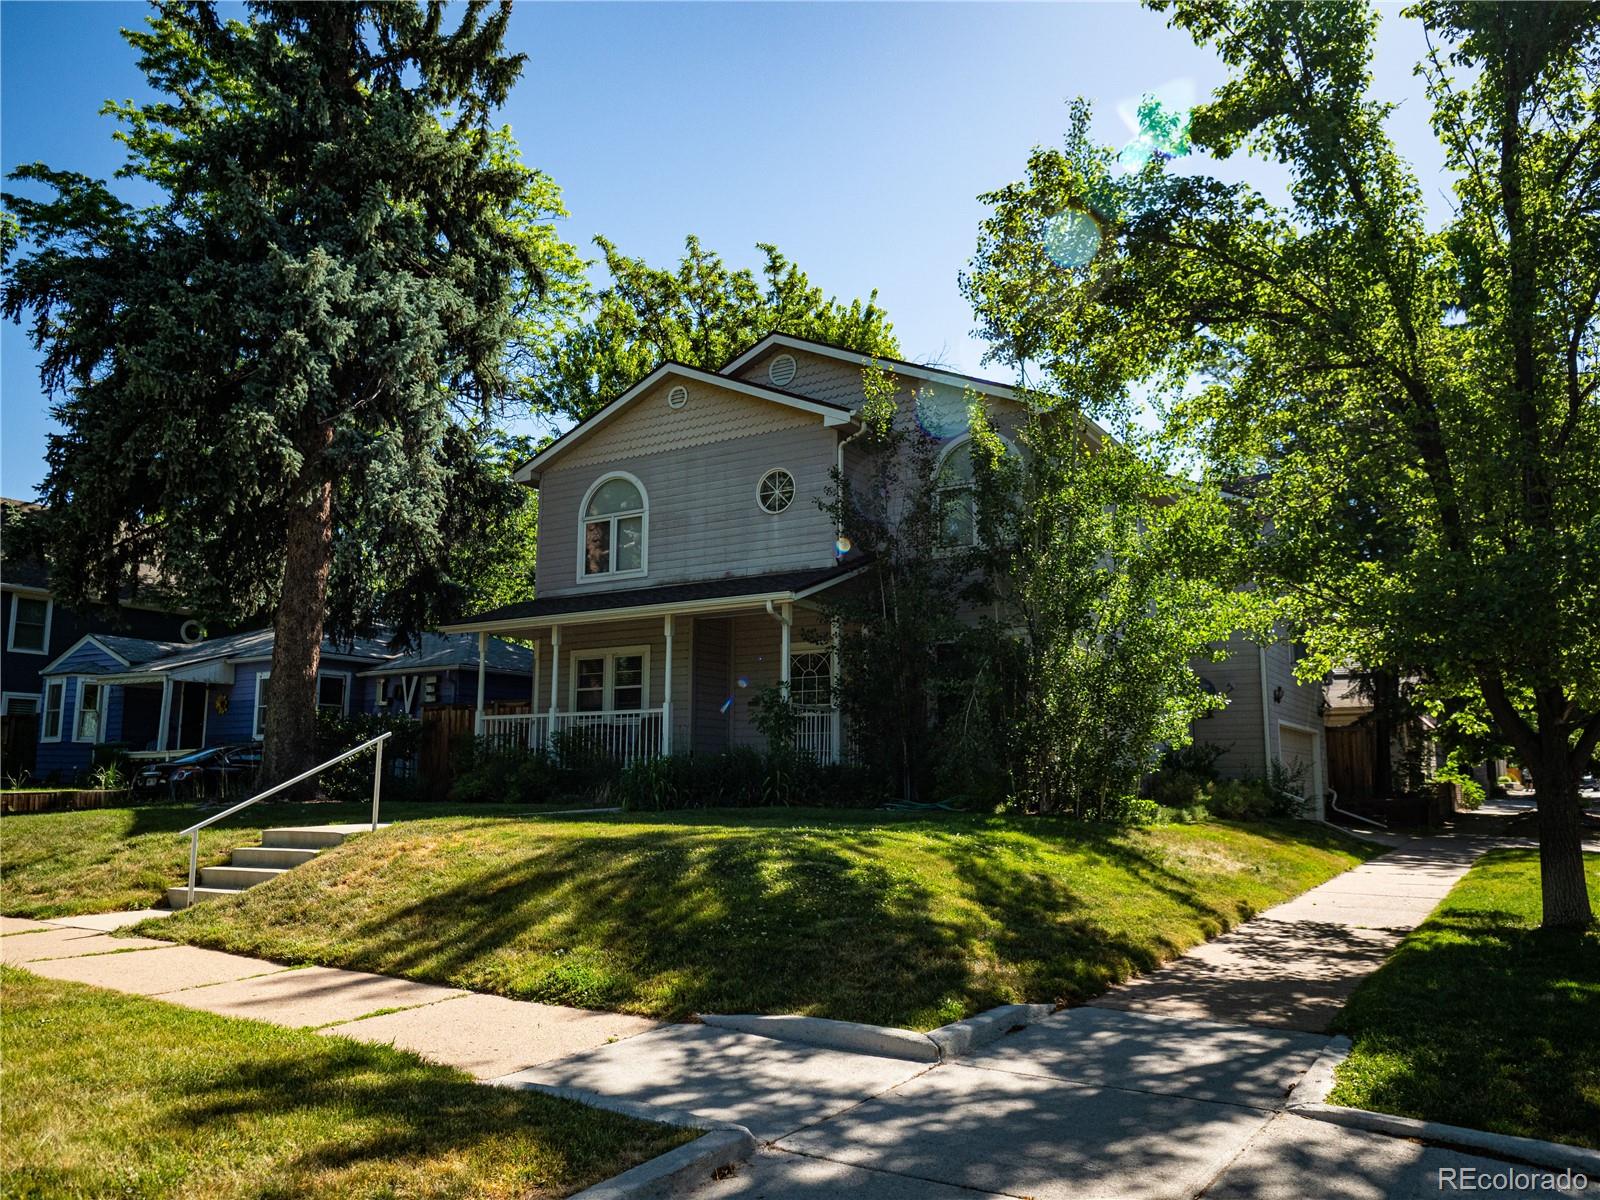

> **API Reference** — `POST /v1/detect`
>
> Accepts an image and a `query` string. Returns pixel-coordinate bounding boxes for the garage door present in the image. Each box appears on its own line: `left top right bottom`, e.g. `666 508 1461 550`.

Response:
1278 726 1317 799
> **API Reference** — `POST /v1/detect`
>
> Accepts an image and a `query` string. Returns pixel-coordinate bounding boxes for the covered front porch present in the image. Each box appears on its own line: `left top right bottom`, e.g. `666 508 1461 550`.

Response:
452 567 860 767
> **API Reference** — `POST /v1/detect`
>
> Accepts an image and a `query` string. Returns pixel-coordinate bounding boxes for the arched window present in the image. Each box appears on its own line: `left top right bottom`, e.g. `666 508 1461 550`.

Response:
935 435 1015 548
581 473 646 577
936 438 980 547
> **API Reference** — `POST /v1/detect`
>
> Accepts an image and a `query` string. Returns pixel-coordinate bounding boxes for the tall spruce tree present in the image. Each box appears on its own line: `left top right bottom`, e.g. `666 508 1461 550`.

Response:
2 1 581 783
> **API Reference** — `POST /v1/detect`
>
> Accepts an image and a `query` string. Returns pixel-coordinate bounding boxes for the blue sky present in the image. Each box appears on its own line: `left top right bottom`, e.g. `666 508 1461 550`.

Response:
0 2 1445 498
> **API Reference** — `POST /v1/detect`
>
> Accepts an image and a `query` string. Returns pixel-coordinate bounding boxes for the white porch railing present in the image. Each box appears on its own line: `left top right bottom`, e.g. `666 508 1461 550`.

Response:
795 706 836 764
480 708 665 769
480 706 841 766
481 713 551 754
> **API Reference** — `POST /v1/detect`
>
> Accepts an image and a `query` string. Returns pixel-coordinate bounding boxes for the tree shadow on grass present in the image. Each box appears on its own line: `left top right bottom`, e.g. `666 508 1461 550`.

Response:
940 826 1254 1007
278 824 985 1028
1331 905 1600 1149
163 1037 685 1192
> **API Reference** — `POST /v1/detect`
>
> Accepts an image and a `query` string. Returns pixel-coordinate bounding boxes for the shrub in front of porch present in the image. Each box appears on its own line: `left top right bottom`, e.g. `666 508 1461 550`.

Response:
612 750 880 811
447 736 626 806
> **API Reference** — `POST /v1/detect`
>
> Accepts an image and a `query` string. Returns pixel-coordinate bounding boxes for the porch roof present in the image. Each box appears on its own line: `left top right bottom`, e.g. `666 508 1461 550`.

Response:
442 561 867 633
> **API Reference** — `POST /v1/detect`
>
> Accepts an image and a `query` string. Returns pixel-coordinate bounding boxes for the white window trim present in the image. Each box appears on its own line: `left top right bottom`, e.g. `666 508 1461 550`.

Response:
788 645 834 709
577 471 649 582
253 671 270 740
934 432 1019 550
2 691 41 716
73 677 107 744
755 467 797 515
40 680 65 742
6 595 53 655
317 669 353 716
567 644 652 713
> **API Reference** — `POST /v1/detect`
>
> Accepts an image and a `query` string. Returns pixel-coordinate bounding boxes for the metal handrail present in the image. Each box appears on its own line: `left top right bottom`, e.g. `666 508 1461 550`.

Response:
180 731 392 907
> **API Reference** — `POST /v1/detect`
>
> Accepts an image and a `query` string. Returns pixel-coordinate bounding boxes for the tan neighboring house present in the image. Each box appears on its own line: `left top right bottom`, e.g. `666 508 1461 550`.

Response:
445 333 1322 813
1191 633 1327 819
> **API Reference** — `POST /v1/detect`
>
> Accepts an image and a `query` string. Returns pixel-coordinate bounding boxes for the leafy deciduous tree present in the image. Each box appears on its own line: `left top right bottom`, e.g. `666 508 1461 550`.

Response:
963 1 1600 924
965 405 1242 817
530 235 899 423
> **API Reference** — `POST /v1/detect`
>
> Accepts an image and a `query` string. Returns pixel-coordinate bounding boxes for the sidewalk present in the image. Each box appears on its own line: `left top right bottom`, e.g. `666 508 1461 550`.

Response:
1 912 658 1077
1089 836 1482 1031
4 832 1593 1199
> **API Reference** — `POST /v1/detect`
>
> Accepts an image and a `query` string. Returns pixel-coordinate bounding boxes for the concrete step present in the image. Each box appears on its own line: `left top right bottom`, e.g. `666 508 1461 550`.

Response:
165 885 247 910
197 864 289 889
260 825 369 850
231 846 320 869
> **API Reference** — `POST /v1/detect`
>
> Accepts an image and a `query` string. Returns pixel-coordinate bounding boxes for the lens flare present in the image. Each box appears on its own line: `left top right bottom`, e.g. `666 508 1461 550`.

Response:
1115 87 1193 174
720 696 734 714
736 676 750 689
1043 208 1103 268
835 535 853 557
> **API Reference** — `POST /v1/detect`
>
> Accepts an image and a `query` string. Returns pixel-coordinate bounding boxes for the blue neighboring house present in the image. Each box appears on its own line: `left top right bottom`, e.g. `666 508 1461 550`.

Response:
2 498 204 779
33 627 535 783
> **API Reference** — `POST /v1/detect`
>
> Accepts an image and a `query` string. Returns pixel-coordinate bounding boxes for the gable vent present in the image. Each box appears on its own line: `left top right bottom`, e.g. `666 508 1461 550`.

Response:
768 353 797 388
666 384 689 409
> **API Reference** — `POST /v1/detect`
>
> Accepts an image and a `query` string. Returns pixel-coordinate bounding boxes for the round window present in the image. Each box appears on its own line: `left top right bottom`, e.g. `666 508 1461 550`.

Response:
757 469 795 514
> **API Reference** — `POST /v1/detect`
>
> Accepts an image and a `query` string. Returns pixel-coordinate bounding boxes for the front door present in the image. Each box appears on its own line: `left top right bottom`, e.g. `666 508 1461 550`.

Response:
177 682 206 748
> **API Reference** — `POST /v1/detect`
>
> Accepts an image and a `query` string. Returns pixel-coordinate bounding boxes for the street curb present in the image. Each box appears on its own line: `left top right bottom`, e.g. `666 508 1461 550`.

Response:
488 1077 759 1198
699 1003 1057 1063
563 1129 757 1200
1290 1103 1600 1175
927 1003 1056 1060
487 1077 721 1131
697 1013 939 1062
1283 1036 1350 1108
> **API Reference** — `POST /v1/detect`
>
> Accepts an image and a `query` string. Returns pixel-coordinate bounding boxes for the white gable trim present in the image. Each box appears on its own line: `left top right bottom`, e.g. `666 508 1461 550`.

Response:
38 633 132 677
720 335 1026 406
515 363 854 483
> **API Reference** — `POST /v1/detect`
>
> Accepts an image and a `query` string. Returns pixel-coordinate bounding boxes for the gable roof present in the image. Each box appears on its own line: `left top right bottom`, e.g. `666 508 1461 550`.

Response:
358 632 535 677
719 333 1028 406
514 361 855 484
39 633 140 677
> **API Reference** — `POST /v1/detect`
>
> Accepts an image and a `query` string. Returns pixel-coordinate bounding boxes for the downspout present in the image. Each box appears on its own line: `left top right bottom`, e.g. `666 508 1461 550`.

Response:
764 599 793 698
1257 643 1274 777
835 421 868 540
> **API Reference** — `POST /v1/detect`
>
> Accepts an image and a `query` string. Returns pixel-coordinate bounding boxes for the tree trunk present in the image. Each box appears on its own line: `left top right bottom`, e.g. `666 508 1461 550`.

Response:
262 424 336 789
1534 735 1593 930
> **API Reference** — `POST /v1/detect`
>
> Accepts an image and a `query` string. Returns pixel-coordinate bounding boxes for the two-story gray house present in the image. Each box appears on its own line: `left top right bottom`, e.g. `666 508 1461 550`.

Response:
444 333 1327 814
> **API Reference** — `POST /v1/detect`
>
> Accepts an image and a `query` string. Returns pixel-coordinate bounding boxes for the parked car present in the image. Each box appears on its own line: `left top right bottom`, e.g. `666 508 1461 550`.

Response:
132 745 262 800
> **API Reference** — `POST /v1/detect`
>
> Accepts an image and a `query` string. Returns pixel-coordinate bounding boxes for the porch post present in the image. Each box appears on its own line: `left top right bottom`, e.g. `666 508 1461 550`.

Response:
779 603 792 698
531 640 540 712
474 632 487 736
549 624 562 734
662 614 675 755
829 618 843 764
156 677 173 752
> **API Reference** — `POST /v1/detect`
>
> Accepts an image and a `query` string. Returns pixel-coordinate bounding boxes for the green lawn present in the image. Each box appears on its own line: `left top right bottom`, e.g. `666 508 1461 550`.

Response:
1329 848 1600 1150
0 800 584 917
140 808 1376 1029
0 967 690 1199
